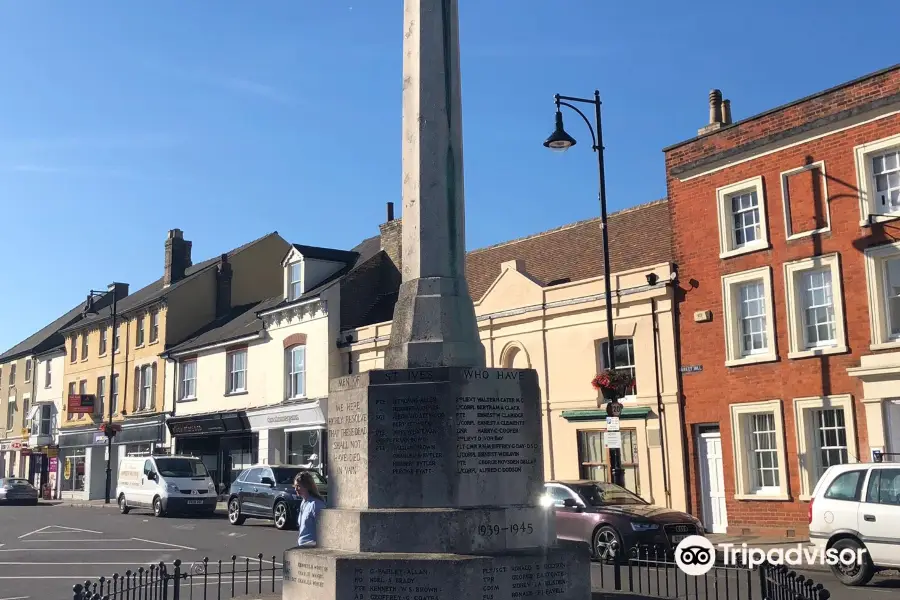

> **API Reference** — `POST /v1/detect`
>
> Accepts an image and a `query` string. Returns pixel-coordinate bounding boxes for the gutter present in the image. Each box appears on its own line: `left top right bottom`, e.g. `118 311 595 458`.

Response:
162 331 265 360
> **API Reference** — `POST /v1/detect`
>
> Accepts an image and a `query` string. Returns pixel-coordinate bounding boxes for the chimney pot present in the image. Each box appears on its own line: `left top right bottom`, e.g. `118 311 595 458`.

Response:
708 89 723 125
722 99 732 125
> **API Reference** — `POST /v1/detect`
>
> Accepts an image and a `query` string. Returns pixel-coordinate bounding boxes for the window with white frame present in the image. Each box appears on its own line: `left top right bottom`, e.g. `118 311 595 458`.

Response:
227 349 247 394
111 374 119 415
38 404 52 436
99 328 108 355
716 177 769 258
730 400 788 499
81 334 88 359
9 364 16 386
113 326 120 353
598 338 637 396
150 311 159 343
721 267 777 366
794 395 856 499
71 336 78 363
179 361 196 401
45 360 52 388
288 263 302 301
78 380 87 419
287 345 306 399
6 396 15 430
24 359 32 383
97 376 106 418
783 254 847 359
136 316 145 347
67 382 75 420
139 365 153 410
855 134 900 220
864 242 900 349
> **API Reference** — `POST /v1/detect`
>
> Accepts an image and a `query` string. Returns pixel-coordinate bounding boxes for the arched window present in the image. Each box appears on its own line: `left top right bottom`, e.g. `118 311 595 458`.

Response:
500 343 530 369
286 345 306 399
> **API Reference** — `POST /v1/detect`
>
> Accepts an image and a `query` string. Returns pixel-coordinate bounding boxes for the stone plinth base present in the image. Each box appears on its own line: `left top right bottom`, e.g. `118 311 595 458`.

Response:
319 506 554 554
283 544 591 600
328 367 544 509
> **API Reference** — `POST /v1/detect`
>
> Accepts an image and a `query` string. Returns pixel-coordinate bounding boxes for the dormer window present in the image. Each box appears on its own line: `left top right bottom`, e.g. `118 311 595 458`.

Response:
289 262 302 301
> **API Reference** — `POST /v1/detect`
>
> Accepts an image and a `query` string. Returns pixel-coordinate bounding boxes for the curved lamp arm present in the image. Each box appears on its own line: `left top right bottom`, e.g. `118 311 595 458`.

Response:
556 99 597 151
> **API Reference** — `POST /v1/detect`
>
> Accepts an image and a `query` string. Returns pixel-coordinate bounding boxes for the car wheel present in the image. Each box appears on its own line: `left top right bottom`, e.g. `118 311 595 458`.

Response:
829 538 874 586
228 498 245 526
273 501 291 530
152 496 166 518
593 526 622 563
118 494 130 514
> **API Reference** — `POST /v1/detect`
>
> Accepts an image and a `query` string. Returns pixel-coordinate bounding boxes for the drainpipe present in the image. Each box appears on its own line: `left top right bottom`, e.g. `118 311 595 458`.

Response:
669 268 693 516
650 297 671 507
541 305 556 481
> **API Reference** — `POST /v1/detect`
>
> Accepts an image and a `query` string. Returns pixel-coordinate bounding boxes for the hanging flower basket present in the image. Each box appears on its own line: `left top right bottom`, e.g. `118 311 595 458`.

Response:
591 369 635 400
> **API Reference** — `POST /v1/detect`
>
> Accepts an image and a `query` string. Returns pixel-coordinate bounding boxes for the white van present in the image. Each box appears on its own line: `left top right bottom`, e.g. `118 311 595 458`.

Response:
116 455 217 517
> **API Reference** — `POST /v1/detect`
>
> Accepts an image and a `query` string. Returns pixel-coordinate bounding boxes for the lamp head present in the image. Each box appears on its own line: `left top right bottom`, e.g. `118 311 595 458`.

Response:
543 111 576 152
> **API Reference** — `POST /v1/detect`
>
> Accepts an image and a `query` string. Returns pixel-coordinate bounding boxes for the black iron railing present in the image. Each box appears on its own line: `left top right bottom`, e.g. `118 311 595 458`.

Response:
71 554 281 600
594 545 831 600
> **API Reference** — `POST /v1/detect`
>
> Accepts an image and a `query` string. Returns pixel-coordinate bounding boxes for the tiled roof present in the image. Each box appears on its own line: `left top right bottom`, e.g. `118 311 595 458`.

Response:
0 301 86 363
465 199 672 301
164 298 282 355
59 232 284 335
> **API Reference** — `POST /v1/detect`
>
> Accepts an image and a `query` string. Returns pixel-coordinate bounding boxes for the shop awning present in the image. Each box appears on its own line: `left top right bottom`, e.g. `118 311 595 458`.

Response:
167 411 250 437
560 406 652 422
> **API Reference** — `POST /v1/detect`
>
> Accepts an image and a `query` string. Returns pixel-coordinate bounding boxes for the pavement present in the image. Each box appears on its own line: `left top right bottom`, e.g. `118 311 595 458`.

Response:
0 501 289 600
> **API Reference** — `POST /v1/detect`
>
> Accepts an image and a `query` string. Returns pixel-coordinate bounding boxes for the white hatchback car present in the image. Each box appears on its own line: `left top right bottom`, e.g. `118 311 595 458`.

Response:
809 462 900 586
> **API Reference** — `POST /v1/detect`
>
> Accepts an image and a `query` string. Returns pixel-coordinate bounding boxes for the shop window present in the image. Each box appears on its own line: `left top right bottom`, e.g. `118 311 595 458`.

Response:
286 346 306 399
576 429 640 495
287 430 322 467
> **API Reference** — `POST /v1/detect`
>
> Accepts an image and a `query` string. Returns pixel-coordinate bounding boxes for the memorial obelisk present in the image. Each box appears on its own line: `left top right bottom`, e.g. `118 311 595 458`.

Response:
282 1 592 598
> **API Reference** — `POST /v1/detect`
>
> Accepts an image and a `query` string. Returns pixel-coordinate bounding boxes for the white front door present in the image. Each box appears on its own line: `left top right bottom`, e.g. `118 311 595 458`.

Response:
698 429 728 534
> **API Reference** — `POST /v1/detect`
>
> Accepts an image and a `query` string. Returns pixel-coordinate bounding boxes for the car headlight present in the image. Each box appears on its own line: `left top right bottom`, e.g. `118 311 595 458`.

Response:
166 483 179 493
0 489 6 495
207 481 216 491
630 522 660 532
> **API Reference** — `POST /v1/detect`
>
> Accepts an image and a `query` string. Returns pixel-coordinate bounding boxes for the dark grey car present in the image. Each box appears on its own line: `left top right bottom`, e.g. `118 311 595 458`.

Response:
227 465 327 530
0 478 39 505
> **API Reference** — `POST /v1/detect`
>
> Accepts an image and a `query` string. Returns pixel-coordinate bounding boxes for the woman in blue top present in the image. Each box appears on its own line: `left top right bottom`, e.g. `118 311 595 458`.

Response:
294 471 326 547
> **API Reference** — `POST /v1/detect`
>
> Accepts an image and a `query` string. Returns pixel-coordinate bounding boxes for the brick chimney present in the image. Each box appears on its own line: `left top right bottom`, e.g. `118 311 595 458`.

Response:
379 202 402 270
164 229 192 287
215 254 233 319
698 89 730 135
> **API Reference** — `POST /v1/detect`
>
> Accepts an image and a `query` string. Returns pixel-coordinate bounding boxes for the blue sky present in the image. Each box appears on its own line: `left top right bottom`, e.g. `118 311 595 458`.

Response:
0 0 895 352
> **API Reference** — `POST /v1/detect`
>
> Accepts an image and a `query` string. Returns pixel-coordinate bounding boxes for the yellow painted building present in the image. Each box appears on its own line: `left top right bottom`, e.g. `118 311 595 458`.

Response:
342 201 689 510
56 229 290 499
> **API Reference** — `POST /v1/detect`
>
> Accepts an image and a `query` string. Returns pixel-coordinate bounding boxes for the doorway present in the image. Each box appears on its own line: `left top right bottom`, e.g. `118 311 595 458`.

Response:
885 400 900 457
696 425 728 534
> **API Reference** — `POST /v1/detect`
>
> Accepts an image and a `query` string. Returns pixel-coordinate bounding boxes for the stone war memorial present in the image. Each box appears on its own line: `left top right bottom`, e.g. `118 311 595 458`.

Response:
282 1 592 599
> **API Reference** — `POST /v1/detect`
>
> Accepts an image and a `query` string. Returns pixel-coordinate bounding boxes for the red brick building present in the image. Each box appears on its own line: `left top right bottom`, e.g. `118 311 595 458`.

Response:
664 64 900 537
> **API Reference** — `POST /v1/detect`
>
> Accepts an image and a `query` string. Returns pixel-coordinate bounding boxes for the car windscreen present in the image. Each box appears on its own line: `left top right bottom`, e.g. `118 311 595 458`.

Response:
2 479 31 487
155 458 208 478
271 468 324 486
575 483 647 506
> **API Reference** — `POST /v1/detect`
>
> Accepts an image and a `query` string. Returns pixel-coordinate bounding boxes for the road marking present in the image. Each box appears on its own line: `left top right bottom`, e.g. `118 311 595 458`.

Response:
240 556 283 566
0 576 105 579
22 539 134 543
0 562 163 565
0 595 31 599
18 525 102 539
0 549 171 552
131 537 196 551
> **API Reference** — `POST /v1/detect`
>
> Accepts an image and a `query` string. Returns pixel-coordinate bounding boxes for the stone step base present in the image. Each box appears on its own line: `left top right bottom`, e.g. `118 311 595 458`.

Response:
319 506 555 554
283 544 591 600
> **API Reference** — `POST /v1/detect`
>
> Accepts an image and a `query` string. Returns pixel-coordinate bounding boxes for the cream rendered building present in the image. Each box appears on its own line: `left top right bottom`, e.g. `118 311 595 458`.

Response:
342 201 688 510
163 238 389 493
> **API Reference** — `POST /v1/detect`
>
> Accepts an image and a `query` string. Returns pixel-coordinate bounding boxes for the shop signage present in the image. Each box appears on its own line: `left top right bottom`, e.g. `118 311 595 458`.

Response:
167 412 249 437
246 403 325 431
0 441 27 451
93 433 108 445
67 394 96 414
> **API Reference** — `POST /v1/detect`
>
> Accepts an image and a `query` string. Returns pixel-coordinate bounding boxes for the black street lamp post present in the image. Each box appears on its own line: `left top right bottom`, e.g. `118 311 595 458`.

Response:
544 90 625 489
82 285 119 504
